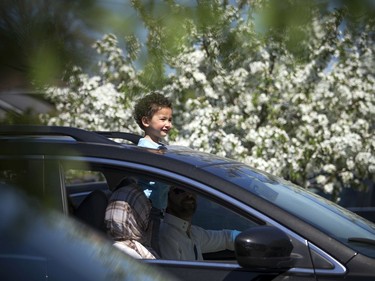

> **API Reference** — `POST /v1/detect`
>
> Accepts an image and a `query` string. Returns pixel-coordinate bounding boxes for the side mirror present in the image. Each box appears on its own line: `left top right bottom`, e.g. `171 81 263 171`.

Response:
235 225 294 270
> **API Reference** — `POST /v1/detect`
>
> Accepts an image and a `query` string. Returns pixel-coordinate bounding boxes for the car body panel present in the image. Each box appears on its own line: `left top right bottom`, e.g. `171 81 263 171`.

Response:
1 126 375 280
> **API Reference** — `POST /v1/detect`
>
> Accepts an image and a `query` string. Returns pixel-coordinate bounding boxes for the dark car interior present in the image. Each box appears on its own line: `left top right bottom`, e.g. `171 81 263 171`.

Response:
63 162 257 263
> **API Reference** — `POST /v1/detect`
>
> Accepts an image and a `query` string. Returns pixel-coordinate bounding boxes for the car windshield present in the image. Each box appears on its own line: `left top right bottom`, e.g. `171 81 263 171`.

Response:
203 164 375 257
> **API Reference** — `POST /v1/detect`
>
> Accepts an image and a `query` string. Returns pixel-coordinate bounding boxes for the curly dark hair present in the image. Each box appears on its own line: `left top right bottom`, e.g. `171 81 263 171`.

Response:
133 92 172 130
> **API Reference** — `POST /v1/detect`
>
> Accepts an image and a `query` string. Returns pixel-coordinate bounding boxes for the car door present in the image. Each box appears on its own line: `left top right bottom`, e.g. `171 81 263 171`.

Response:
138 176 320 281
55 157 344 281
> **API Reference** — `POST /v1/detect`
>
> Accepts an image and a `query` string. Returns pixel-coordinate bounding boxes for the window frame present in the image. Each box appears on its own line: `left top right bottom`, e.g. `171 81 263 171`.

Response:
54 155 345 275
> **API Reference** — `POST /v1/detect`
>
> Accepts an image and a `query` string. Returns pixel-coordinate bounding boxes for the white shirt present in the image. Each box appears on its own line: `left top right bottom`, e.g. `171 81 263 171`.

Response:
159 213 239 260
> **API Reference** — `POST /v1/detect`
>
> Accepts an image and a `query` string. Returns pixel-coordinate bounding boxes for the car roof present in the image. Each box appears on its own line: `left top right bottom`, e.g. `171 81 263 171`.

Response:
0 124 240 167
0 125 243 187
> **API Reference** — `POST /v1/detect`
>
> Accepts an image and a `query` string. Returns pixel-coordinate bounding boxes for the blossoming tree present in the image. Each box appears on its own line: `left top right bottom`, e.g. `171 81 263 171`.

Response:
40 0 375 201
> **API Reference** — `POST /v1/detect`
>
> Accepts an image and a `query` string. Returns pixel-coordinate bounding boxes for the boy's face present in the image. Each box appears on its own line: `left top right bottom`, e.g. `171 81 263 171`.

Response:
142 107 173 141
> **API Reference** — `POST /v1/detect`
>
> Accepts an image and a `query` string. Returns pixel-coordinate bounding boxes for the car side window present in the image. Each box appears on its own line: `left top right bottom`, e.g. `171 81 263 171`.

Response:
129 175 258 262
58 161 318 270
64 168 108 210
193 196 257 231
0 158 44 197
138 177 318 269
0 159 29 188
60 162 116 234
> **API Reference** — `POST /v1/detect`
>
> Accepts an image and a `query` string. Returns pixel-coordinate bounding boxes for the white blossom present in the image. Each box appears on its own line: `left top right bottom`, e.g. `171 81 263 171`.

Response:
39 4 375 202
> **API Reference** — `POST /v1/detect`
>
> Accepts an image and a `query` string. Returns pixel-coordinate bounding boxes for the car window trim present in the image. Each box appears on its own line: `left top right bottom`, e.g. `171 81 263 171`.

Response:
308 243 347 276
144 259 324 276
58 161 70 215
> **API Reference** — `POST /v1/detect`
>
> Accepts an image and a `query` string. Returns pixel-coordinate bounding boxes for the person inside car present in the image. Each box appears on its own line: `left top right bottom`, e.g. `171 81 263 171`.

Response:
159 186 240 260
105 180 158 259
